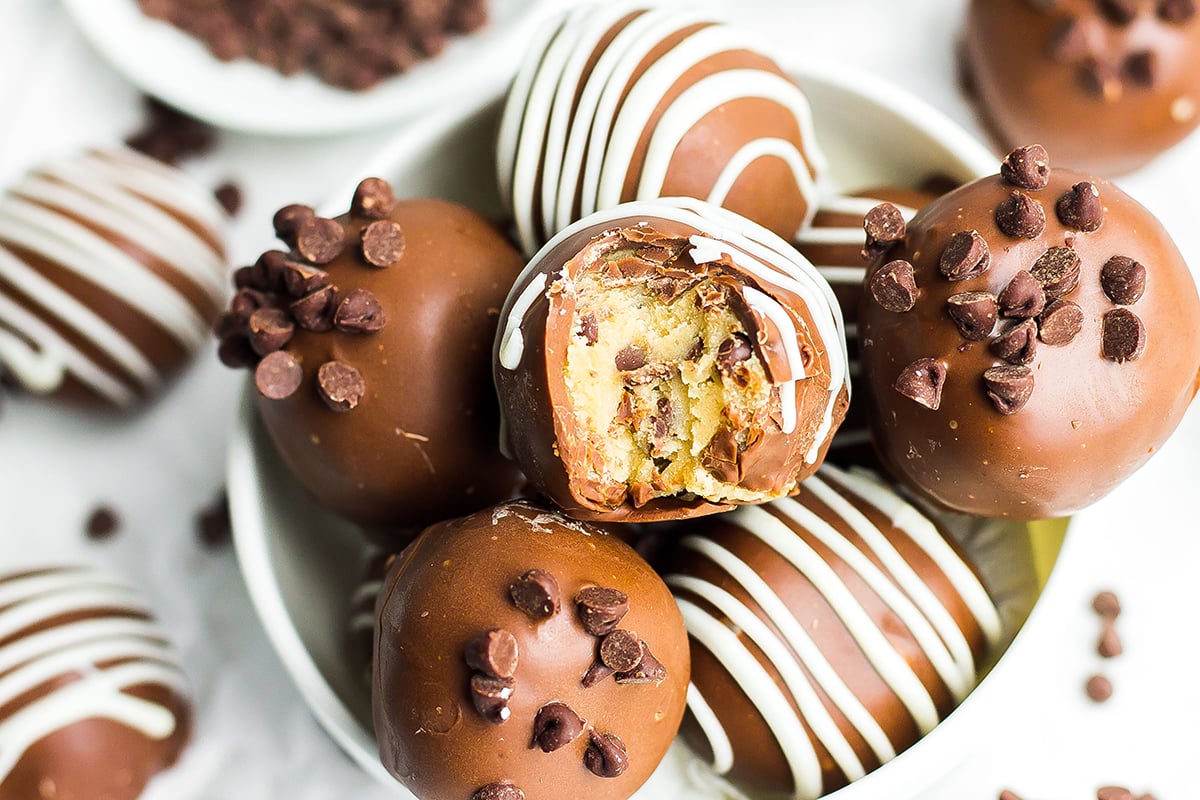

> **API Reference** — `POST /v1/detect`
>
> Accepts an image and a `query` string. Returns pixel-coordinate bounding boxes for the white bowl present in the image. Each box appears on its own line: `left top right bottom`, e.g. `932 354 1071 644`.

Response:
229 60 1075 799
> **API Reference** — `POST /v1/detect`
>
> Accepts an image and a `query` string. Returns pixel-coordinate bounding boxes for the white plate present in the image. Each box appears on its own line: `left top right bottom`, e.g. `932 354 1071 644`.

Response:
60 0 568 137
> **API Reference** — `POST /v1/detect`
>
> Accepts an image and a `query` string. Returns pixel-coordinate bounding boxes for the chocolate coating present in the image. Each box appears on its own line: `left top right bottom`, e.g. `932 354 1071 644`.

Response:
372 501 689 800
659 465 1000 800
0 566 192 799
494 198 849 522
0 147 228 409
962 0 1200 175
860 153 1200 519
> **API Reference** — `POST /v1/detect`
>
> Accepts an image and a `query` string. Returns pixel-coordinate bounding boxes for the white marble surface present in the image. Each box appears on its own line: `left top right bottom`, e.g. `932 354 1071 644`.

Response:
0 1 1196 798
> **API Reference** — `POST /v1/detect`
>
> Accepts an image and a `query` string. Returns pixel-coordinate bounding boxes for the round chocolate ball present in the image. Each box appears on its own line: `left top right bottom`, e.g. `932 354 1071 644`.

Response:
962 0 1200 175
0 147 228 409
218 181 526 533
659 465 1001 799
498 3 824 255
860 146 1200 519
372 500 690 800
494 198 850 523
0 565 192 799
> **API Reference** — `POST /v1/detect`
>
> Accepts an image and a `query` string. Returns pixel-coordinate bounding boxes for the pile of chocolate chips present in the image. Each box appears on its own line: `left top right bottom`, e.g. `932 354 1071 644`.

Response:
137 0 489 91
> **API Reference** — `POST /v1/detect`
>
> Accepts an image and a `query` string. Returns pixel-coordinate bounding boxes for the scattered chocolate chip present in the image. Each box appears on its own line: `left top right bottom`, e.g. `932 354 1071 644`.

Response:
999 271 1047 319
1102 308 1147 362
232 265 266 292
1098 623 1124 657
510 569 560 619
614 345 647 372
715 334 754 380
995 190 1046 239
351 177 397 220
575 587 629 636
361 220 406 267
946 291 999 340
473 782 525 800
862 202 906 256
991 319 1039 365
581 661 615 688
1030 247 1082 297
195 491 232 549
85 505 120 541
577 314 599 346
1038 299 1084 345
1098 788 1135 800
614 641 667 684
1098 0 1139 25
469 674 514 724
584 731 629 778
1048 16 1089 63
1122 50 1157 89
290 285 340 332
1100 256 1147 305
230 287 269 330
125 95 215 165
247 308 294 356
296 217 346 264
939 230 991 281
464 629 519 679
1159 0 1197 22
254 251 290 293
280 262 330 298
894 358 946 410
599 630 643 672
255 351 303 400
1056 181 1104 232
1093 590 1122 618
333 288 387 333
217 335 258 369
317 361 365 411
1086 673 1113 702
214 181 242 216
273 204 315 247
1079 57 1122 101
531 702 585 753
869 259 918 312
983 365 1035 415
1001 144 1051 190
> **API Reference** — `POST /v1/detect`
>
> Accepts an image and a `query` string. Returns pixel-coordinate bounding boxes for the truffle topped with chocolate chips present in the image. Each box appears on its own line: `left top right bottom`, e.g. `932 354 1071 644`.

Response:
372 500 689 800
859 146 1200 519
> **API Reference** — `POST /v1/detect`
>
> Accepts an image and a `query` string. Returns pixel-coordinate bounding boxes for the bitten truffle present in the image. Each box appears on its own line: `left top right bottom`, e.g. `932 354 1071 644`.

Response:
494 198 850 523
372 501 689 800
497 2 824 255
660 465 1001 800
0 565 192 799
0 147 228 409
859 146 1200 519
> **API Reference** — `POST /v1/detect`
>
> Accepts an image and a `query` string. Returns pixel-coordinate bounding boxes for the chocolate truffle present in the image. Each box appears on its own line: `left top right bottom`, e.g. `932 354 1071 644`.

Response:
660 465 1001 799
494 198 850 523
497 3 824 255
962 0 1200 175
0 565 192 799
0 147 228 409
218 180 525 532
859 147 1200 519
372 501 689 800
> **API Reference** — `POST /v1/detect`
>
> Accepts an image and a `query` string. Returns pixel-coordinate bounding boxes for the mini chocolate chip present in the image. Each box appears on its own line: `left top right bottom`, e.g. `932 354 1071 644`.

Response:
510 569 560 619
290 285 340 332
581 661 615 688
1038 299 1084 345
195 492 232 549
983 365 1035 415
999 271 1047 319
472 782 525 800
1079 57 1122 101
995 190 1046 239
1102 308 1146 362
334 288 387 333
230 287 269 331
248 308 295 356
1048 17 1089 63
614 345 647 372
464 629 519 679
255 351 303 400
283 261 330 298
1098 622 1124 657
1100 255 1147 304
297 217 346 264
361 219 405 267
575 587 629 636
614 641 667 684
578 313 599 345
85 505 120 540
213 311 239 340
1097 788 1135 800
254 250 289 293
1093 590 1122 618
317 361 365 411
869 259 918 312
584 731 629 778
1122 50 1157 89
599 630 643 672
1086 674 1113 703
1159 0 1197 22
946 291 999 340
351 177 397 220
1030 247 1082 297
939 230 991 281
894 358 947 410
1001 144 1050 190
862 202 906 256
715 334 753 379
233 265 267 292
214 181 242 216
991 319 1039 365
531 702 584 753
217 335 258 369
469 673 514 724
273 204 314 247
1098 0 1139 25
1056 182 1104 232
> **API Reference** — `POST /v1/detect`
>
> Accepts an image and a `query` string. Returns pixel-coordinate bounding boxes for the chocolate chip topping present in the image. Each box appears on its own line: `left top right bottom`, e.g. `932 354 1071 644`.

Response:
253 251 289 293
862 202 906 256
351 177 398 220
1056 182 1104 232
317 360 365 411
214 181 242 216
1098 623 1124 657
1159 0 1197 22
575 587 629 636
230 287 268 330
361 219 406 267
983 365 1035 415
869 260 918 312
995 190 1046 239
578 314 599 346
290 285 340 332
217 335 257 369
939 230 991 281
599 630 643 672
510 569 560 619
584 731 629 778
334 288 387 333
1098 0 1139 25
1097 788 1137 800
581 661 615 688
999 791 1025 800
1001 144 1051 190
715 334 753 379
85 505 120 541
464 629 519 679
1038 299 1085 345
614 345 647 372
1102 308 1147 362
272 204 314 247
469 674 514 724
1100 255 1147 305
473 782 525 800
946 291 999 340
531 702 585 753
255 351 303 400
1093 590 1122 618
999 271 1047 319
1122 50 1158 89
283 261 331 298
1086 673 1113 702
614 641 667 684
894 358 947 410
296 216 346 264
247 308 294 356
991 319 1039 365
1030 247 1082 297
